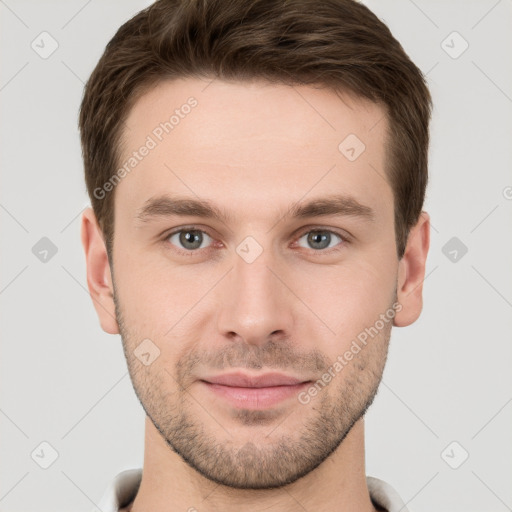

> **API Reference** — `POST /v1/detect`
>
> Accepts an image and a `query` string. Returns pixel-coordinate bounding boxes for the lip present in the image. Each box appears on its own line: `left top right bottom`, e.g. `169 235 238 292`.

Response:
200 372 312 409
202 371 308 388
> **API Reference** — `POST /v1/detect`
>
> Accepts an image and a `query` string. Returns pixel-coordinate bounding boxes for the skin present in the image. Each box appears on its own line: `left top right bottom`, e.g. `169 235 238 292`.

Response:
81 77 430 512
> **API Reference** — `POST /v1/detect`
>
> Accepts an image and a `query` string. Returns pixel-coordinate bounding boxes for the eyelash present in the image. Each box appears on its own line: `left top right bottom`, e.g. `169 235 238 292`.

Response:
161 225 350 256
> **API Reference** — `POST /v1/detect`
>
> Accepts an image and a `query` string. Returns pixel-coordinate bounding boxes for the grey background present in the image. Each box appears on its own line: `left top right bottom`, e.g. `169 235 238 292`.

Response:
1 0 511 511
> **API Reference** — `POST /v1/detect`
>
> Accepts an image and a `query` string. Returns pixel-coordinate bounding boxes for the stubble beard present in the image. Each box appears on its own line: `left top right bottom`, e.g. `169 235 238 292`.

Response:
113 286 392 490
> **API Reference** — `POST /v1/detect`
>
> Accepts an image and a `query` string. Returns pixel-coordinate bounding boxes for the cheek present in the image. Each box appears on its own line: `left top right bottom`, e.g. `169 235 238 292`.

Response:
113 249 221 368
302 258 397 343
114 240 180 315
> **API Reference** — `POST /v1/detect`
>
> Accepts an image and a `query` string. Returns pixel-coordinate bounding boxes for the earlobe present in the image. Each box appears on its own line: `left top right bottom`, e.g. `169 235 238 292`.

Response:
80 207 120 334
394 211 430 327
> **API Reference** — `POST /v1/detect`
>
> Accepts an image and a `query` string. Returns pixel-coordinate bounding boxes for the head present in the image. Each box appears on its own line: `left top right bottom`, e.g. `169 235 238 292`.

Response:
80 0 431 489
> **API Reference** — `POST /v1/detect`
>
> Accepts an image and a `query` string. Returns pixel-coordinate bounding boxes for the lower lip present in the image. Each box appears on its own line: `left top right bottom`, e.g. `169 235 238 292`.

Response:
201 381 311 409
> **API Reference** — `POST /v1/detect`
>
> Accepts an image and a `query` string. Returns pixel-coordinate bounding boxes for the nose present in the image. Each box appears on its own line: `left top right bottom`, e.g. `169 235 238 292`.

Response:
216 244 295 347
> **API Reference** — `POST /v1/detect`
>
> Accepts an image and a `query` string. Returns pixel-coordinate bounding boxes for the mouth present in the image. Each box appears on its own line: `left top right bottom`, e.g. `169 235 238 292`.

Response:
199 372 312 410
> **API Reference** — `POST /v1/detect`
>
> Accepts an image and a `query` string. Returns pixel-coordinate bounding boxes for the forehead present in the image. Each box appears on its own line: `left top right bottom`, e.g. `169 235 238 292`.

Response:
115 77 392 223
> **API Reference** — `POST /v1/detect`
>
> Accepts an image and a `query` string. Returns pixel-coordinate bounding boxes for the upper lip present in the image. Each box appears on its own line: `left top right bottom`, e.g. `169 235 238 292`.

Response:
201 372 311 388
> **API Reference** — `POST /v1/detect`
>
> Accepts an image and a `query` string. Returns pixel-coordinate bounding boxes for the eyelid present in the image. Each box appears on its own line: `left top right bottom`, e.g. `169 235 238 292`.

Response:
294 225 352 242
162 224 215 239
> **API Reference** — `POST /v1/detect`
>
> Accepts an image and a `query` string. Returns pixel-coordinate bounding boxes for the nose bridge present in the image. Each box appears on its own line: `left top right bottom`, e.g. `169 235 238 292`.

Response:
216 238 293 344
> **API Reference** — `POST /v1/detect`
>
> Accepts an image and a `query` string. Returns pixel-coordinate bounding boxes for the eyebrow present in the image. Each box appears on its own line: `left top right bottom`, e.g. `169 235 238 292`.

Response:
135 194 375 225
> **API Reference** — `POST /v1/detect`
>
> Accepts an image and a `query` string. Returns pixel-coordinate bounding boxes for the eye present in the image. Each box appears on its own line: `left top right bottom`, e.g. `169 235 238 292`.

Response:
166 228 214 252
163 226 348 256
296 229 345 251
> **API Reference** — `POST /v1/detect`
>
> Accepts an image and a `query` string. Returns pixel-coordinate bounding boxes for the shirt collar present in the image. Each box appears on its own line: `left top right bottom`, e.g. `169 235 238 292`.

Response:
95 468 409 512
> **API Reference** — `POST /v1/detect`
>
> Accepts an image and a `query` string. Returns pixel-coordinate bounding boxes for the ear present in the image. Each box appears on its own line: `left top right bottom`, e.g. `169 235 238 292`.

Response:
394 211 430 327
80 207 119 334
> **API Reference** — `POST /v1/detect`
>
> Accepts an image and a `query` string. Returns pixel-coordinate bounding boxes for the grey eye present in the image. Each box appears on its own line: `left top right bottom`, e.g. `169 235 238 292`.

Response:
297 230 343 251
168 229 213 251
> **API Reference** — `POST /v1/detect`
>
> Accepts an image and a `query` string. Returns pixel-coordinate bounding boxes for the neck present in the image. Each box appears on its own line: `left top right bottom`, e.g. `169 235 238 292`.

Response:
128 416 378 512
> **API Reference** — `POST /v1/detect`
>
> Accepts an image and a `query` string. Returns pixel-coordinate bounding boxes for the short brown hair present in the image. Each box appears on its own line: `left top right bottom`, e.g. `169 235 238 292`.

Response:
79 0 432 259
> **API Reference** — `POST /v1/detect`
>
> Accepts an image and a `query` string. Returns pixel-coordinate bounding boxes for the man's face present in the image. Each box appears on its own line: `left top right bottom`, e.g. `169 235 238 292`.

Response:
111 78 398 489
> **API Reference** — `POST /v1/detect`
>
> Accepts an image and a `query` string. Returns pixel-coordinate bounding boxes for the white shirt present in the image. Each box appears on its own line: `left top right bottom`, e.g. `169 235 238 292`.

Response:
94 468 410 512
